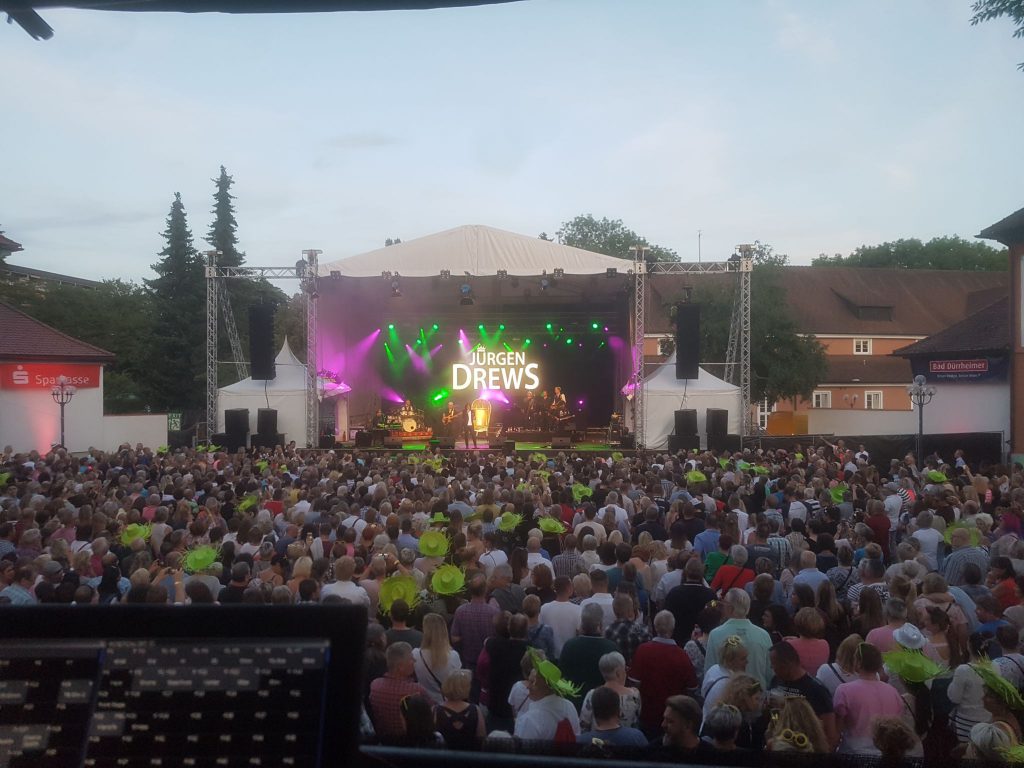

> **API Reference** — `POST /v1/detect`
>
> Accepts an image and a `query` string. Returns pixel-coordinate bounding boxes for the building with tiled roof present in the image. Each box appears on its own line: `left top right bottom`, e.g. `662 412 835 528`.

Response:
642 265 1008 433
0 302 114 363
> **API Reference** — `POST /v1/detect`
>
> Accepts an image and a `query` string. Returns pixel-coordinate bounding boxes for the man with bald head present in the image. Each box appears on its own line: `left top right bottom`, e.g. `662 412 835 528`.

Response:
942 525 990 586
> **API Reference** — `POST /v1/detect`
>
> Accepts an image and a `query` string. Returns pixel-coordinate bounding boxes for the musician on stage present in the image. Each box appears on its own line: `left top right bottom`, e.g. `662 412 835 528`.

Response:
441 401 458 436
373 407 387 429
551 386 567 410
399 399 415 418
524 391 538 428
461 403 478 449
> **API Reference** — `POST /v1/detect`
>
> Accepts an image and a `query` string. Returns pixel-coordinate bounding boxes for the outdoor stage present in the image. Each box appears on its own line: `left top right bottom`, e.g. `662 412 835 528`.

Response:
333 440 636 457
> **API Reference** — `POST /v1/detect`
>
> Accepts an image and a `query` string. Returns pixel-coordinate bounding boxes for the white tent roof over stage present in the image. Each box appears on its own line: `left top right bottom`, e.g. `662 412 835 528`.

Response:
640 353 742 450
320 224 631 277
218 340 347 443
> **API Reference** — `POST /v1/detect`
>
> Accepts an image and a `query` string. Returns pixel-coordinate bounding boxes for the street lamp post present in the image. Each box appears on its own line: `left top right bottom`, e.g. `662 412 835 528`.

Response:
907 374 936 464
51 375 77 449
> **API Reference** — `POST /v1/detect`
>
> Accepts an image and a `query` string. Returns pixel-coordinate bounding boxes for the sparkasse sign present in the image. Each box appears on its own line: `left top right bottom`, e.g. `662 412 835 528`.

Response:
0 363 101 389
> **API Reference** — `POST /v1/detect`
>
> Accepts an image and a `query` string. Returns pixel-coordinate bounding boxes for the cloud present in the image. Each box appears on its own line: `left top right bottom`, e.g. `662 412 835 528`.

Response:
774 6 838 63
327 132 401 149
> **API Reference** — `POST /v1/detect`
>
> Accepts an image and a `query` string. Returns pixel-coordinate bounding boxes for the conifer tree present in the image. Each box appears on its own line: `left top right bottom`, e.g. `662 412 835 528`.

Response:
145 193 205 409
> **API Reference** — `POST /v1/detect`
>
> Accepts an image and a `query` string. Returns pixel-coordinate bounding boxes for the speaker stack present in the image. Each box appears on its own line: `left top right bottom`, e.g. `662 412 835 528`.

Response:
251 408 284 448
706 408 738 452
551 436 573 449
673 408 699 451
223 408 249 451
675 303 700 380
249 305 276 381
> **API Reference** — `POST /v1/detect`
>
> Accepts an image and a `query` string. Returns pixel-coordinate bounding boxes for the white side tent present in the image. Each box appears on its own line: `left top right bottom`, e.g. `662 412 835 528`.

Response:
640 353 742 450
218 340 309 442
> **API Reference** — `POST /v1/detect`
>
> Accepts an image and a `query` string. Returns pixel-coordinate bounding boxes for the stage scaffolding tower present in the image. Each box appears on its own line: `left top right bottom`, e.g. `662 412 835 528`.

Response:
634 248 754 450
205 252 320 448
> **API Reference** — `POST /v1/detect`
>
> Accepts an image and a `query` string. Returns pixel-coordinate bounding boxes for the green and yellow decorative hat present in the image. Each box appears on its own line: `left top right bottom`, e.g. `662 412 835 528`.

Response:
927 470 948 484
182 544 220 574
538 517 567 535
120 523 152 547
944 521 981 547
571 483 593 503
610 452 623 463
254 459 269 473
498 512 524 532
156 445 169 455
418 530 450 558
236 494 259 514
973 660 1024 710
379 574 420 613
431 564 466 596
529 453 548 465
428 511 450 526
752 465 770 476
686 470 707 484
829 482 849 504
527 647 580 698
736 460 751 471
882 647 945 684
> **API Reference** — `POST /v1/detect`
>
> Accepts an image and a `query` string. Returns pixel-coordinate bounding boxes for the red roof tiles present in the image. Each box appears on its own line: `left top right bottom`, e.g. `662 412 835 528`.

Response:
0 302 114 363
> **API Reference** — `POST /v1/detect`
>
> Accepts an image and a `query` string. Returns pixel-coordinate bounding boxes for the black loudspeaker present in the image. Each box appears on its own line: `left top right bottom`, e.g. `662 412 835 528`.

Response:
252 433 284 449
675 303 700 380
354 431 372 448
551 436 573 449
224 408 249 435
708 433 742 453
211 432 228 448
383 437 404 449
674 409 698 435
248 305 276 381
168 429 192 449
257 408 278 436
619 435 635 449
669 434 700 453
706 408 728 437
503 440 516 453
318 434 335 449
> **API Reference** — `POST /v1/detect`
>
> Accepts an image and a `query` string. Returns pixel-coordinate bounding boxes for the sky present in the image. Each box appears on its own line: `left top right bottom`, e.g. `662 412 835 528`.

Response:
2 0 1023 282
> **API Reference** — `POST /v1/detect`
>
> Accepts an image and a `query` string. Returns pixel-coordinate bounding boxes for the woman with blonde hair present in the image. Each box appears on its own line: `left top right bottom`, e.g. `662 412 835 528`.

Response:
434 669 486 750
287 556 312 596
816 633 863 696
766 696 829 753
413 613 462 704
701 635 748 718
717 673 767 749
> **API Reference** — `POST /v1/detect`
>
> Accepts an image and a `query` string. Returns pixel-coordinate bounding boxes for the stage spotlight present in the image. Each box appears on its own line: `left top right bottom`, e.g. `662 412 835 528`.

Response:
381 270 392 279
496 269 508 279
499 324 505 331
565 337 573 345
545 323 553 330
540 278 549 291
440 269 451 279
388 323 395 330
606 267 618 278
591 322 599 330
432 323 439 330
391 279 401 297
460 283 474 305
553 268 565 279
330 270 341 279
524 338 531 345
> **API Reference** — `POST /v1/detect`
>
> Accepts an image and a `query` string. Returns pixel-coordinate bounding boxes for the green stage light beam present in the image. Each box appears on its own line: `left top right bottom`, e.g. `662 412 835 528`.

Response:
432 323 439 330
384 342 394 363
503 342 513 352
565 337 573 345
591 322 599 330
499 324 505 331
545 322 553 331
388 323 394 330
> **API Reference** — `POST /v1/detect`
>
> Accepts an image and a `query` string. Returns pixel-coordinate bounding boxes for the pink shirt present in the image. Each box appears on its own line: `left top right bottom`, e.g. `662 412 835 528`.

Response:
784 636 830 677
865 625 897 654
834 678 905 754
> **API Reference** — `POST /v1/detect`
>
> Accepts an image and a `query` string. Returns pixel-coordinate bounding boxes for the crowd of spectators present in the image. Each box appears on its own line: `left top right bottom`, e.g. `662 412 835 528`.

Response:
2 439 1023 763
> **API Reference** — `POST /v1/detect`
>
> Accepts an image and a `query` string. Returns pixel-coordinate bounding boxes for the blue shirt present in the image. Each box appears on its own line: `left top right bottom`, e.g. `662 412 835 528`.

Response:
577 726 648 747
693 529 721 561
0 584 37 605
792 567 829 595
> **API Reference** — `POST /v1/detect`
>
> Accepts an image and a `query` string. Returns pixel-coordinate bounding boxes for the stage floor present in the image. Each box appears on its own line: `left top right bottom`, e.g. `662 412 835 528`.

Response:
339 441 623 453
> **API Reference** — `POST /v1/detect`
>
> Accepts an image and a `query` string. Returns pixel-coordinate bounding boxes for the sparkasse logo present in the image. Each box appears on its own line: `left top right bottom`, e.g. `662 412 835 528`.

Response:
11 366 28 385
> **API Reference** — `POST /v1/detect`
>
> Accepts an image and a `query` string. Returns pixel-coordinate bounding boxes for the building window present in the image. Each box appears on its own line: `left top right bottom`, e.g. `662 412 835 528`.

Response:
812 391 831 409
757 397 776 430
865 391 883 410
853 338 872 355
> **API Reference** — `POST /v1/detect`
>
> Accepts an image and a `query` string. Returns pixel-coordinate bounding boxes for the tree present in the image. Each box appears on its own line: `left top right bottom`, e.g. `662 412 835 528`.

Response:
811 236 1007 270
971 0 1024 70
384 238 402 247
204 166 287 384
679 247 827 405
538 232 552 241
556 214 678 262
144 193 206 410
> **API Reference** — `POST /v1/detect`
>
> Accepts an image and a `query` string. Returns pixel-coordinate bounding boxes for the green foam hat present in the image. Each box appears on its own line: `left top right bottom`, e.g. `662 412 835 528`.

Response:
571 483 593 502
829 483 849 504
752 465 770 476
527 647 580 699
418 530 450 558
927 470 948 483
428 511 450 525
236 494 259 513
431 564 466 596
882 647 944 684
686 470 707 484
120 523 152 547
498 512 523 532
973 660 1024 710
182 545 219 574
610 452 623 463
538 517 567 535
379 574 420 613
